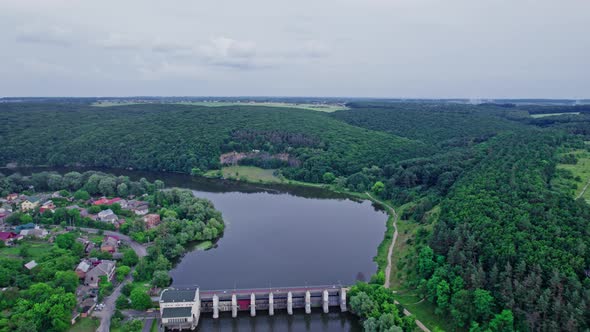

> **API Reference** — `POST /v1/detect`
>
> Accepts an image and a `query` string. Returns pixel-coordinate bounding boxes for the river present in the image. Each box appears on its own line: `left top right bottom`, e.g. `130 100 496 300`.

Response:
4 167 388 331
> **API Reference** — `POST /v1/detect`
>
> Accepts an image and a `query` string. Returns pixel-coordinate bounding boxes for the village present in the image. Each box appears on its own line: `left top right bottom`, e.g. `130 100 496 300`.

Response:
0 189 162 331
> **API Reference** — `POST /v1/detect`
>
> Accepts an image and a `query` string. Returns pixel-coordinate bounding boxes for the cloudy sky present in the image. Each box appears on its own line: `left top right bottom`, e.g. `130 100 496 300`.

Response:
0 0 588 98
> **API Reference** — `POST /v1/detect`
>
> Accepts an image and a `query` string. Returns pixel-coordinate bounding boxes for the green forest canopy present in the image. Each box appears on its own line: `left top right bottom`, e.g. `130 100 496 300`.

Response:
1 100 590 330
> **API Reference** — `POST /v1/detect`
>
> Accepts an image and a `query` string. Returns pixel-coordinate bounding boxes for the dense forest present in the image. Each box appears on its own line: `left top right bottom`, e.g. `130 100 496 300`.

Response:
1 100 590 330
0 103 425 183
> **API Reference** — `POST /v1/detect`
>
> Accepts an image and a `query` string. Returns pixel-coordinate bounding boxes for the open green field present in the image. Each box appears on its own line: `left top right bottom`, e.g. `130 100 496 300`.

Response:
0 241 54 261
205 166 284 183
553 149 590 203
530 112 580 118
394 292 457 332
91 101 143 107
92 100 347 112
69 317 100 332
174 101 347 112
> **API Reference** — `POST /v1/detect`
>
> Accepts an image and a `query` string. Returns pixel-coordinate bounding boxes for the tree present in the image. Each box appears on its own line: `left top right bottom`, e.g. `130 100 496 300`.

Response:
20 214 33 224
349 291 376 318
473 288 494 322
371 181 385 195
152 270 171 288
73 190 90 201
53 271 79 293
55 233 75 250
117 183 129 197
98 177 116 196
322 172 336 184
417 246 436 279
19 244 31 259
122 249 139 266
116 295 130 309
489 309 514 332
130 288 152 310
116 265 131 282
121 319 143 332
436 280 451 314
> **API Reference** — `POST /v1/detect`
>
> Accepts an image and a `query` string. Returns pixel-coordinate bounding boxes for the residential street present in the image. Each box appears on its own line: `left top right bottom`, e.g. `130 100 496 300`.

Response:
68 226 148 257
94 274 133 332
71 226 148 331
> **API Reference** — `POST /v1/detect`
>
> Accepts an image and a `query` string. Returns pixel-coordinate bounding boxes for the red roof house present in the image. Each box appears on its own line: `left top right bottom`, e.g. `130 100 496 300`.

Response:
0 232 18 244
143 214 161 229
93 197 122 206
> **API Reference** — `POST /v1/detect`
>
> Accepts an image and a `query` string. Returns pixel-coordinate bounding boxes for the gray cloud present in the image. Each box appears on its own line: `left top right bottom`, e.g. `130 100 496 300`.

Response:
0 0 589 97
16 26 75 47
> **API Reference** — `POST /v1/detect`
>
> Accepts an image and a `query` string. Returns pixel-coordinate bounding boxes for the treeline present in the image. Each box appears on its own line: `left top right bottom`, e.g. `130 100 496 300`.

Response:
0 170 162 198
416 131 590 330
0 103 426 184
334 102 521 147
132 189 224 284
0 233 92 331
349 282 416 332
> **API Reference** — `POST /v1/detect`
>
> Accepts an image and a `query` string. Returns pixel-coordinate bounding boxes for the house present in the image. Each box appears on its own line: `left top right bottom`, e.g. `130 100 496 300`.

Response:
75 260 92 278
93 197 122 206
133 204 149 216
100 235 119 253
0 232 18 244
39 200 56 213
97 209 118 223
143 214 161 229
0 212 11 223
15 223 36 232
20 226 48 239
84 260 116 287
51 191 63 198
21 197 41 211
159 288 201 331
122 200 149 215
0 204 12 213
6 193 18 202
24 260 38 270
79 297 97 317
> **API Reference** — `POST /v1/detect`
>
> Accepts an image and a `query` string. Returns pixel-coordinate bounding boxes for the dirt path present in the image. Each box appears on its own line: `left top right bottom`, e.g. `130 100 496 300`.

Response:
366 193 398 288
366 193 431 332
576 177 590 200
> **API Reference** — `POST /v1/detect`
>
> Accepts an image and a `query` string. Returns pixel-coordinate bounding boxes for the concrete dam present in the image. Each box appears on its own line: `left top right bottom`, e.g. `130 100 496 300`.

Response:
159 285 348 330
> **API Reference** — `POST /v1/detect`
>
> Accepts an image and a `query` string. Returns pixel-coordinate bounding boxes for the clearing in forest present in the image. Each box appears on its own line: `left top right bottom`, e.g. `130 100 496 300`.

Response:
553 149 590 203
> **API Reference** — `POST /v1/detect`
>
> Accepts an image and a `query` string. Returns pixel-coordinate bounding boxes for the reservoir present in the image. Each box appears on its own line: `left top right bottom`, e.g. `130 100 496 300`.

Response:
4 168 388 331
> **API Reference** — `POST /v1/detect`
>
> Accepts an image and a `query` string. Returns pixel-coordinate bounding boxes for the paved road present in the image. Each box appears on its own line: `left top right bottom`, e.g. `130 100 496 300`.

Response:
69 227 148 331
69 227 148 257
94 274 133 332
142 318 154 332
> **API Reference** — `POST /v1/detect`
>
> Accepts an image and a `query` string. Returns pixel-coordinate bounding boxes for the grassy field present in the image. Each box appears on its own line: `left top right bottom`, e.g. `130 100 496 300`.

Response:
553 149 590 203
92 101 347 112
0 241 54 261
91 101 142 107
69 317 100 332
205 166 284 183
195 240 213 250
394 292 457 331
174 101 347 112
530 112 580 118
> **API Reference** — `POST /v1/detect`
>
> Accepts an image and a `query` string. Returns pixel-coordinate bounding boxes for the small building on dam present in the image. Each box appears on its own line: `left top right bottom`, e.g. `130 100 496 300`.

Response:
159 285 348 330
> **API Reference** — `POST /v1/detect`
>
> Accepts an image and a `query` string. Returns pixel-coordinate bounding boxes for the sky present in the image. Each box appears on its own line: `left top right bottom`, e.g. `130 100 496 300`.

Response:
0 0 588 98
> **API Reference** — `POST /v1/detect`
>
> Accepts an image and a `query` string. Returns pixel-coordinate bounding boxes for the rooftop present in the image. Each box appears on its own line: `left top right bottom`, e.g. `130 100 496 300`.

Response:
162 307 193 318
160 289 198 303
